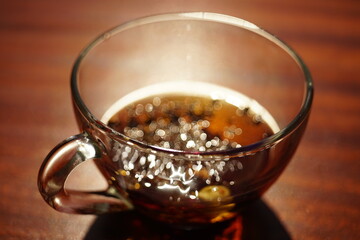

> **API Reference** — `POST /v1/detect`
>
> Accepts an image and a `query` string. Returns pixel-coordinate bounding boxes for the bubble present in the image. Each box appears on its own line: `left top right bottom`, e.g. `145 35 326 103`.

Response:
224 131 234 139
178 117 186 125
162 141 170 148
200 133 207 141
157 118 167 127
149 161 155 168
253 114 263 124
149 121 157 131
145 103 154 112
188 168 194 177
121 151 128 160
213 101 223 110
229 163 235 172
235 128 242 135
211 138 219 147
156 129 166 137
135 104 144 115
136 130 144 138
183 123 192 132
166 162 172 169
128 162 134 170
125 146 132 153
222 139 229 146
170 125 180 133
148 154 156 162
186 140 196 148
189 194 197 200
152 97 161 106
180 133 187 141
193 130 201 138
202 120 210 128
192 164 202 171
139 156 146 165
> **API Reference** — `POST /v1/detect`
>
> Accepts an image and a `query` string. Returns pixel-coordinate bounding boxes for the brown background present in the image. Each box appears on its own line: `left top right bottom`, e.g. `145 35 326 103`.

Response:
0 0 359 239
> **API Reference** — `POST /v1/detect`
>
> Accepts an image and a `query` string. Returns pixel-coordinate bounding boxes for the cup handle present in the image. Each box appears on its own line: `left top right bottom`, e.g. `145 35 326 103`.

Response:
38 133 133 214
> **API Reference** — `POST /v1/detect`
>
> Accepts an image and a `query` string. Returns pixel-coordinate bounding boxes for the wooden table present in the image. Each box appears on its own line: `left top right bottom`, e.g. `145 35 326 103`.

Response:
1 0 359 239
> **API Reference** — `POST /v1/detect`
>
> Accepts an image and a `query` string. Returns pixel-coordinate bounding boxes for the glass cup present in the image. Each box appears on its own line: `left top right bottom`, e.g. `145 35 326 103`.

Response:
38 12 313 228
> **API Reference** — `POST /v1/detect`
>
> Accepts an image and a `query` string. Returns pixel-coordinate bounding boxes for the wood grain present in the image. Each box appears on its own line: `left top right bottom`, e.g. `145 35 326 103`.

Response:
0 0 359 239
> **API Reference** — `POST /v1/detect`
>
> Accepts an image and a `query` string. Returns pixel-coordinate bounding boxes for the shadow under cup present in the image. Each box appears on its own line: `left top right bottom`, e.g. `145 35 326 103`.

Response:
38 12 313 228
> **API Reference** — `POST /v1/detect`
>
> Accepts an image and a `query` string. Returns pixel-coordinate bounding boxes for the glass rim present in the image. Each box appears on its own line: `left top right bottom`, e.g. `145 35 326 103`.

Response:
71 12 314 157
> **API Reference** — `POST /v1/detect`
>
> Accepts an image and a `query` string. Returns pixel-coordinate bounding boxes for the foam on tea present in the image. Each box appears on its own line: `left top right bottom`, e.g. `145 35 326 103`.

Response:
101 81 279 225
102 81 279 150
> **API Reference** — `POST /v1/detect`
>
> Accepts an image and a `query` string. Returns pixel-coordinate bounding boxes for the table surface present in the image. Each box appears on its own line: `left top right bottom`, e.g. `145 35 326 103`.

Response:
1 0 359 239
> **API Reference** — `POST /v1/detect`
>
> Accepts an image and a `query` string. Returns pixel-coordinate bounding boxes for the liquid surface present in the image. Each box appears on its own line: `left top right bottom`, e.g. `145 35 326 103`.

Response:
103 81 278 151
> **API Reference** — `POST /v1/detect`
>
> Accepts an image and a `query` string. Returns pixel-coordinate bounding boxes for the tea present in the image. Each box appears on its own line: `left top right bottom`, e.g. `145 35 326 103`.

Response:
101 82 279 225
